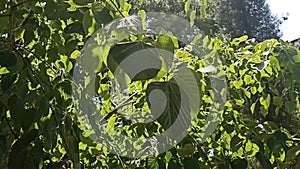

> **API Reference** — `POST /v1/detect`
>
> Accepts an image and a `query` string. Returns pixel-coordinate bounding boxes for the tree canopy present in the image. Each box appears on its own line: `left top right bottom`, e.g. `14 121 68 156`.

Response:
207 0 282 41
0 0 299 169
130 0 282 41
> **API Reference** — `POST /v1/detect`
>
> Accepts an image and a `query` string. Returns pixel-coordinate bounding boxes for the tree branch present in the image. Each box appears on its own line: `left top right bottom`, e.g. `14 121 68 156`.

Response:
98 90 138 125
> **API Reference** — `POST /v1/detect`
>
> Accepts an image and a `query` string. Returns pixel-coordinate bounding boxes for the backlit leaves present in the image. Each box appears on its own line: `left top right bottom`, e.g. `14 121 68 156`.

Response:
0 0 299 168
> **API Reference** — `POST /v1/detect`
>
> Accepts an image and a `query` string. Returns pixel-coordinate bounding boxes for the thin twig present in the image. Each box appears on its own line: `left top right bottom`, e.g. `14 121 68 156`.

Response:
109 0 125 18
5 117 18 138
15 49 51 93
16 44 58 74
98 90 138 124
19 9 33 29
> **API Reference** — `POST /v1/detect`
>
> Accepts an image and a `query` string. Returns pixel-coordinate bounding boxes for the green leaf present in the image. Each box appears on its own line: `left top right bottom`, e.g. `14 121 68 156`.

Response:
70 50 81 59
22 108 36 131
232 35 248 45
270 56 280 71
168 160 182 169
259 94 271 113
9 129 38 169
1 73 17 91
285 144 300 162
182 157 200 169
244 75 252 85
250 86 257 95
24 30 35 44
273 96 283 107
92 3 113 25
230 135 243 152
42 118 57 151
8 94 26 126
200 0 207 18
189 10 196 25
231 158 248 169
0 16 8 35
223 123 234 133
0 50 17 67
255 152 272 169
294 51 300 63
266 131 288 157
37 96 49 117
82 10 93 35
73 0 93 6
64 21 84 34
184 0 191 13
250 102 256 114
107 42 162 82
61 115 80 163
232 79 243 89
179 143 195 157
155 34 177 52
146 80 189 130
138 10 147 29
0 67 9 74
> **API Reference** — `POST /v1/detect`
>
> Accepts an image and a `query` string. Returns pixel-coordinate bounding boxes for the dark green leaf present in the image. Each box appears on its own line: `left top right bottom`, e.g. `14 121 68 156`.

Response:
230 135 243 151
0 135 6 160
24 30 35 44
255 152 272 169
64 22 84 34
82 10 93 35
37 96 49 117
73 0 93 5
22 108 36 131
8 94 25 126
167 160 182 169
158 159 166 169
223 123 234 133
107 42 162 81
0 16 8 35
0 50 17 67
8 129 38 169
92 4 113 25
61 115 80 163
183 157 200 169
231 158 248 169
146 80 190 130
1 73 17 91
42 118 57 151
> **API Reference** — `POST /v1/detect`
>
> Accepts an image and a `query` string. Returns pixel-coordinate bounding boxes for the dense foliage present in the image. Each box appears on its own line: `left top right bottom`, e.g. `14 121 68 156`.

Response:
0 0 300 169
207 0 282 41
130 0 282 41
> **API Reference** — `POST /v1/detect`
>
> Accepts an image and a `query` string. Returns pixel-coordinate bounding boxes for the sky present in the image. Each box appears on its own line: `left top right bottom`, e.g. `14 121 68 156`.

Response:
266 0 300 41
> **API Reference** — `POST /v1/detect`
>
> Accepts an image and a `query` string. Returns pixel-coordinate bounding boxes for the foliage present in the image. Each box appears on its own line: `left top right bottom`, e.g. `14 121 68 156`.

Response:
206 0 282 41
0 0 299 169
130 0 283 41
